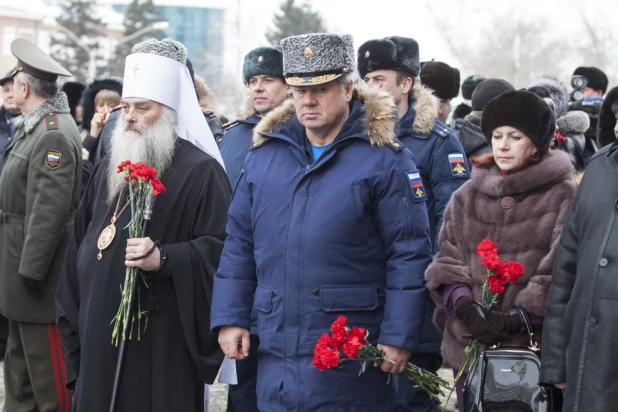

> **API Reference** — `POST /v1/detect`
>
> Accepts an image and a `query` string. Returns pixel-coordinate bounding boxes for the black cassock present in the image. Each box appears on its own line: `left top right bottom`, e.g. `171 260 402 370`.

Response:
56 139 231 412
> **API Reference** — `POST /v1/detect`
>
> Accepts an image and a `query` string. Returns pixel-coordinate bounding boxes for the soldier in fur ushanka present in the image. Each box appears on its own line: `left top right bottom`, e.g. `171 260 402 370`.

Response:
212 33 433 411
358 36 469 412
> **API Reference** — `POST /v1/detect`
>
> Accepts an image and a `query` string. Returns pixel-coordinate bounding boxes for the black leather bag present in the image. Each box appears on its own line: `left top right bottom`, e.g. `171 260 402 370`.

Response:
463 308 563 412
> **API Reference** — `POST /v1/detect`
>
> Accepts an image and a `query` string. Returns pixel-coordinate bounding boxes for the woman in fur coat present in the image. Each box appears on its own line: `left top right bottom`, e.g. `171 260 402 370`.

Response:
425 90 576 408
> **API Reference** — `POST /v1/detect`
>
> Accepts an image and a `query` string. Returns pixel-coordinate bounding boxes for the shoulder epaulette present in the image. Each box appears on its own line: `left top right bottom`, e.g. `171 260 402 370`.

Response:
223 120 240 131
44 112 60 131
110 104 122 112
432 124 451 138
387 138 404 152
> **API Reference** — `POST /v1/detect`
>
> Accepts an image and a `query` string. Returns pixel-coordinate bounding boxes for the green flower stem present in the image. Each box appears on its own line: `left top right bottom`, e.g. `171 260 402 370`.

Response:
360 346 451 403
111 177 153 346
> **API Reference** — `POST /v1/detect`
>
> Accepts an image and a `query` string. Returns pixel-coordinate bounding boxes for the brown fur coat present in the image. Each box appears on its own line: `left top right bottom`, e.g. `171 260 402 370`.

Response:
425 149 576 369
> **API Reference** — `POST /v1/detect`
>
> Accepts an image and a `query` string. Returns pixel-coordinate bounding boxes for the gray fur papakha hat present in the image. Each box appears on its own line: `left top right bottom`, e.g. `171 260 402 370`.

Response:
280 33 355 86
243 46 284 84
131 38 188 65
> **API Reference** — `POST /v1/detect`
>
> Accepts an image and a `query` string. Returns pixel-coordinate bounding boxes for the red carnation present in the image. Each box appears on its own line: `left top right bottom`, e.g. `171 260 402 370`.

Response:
477 239 498 258
313 333 340 371
318 346 340 369
487 276 506 293
331 315 348 344
498 261 525 283
135 167 157 181
481 254 503 271
342 327 367 359
151 178 166 196
117 160 132 173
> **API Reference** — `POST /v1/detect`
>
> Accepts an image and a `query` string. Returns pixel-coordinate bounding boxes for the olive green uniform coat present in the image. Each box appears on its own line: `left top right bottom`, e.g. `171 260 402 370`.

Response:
0 91 82 323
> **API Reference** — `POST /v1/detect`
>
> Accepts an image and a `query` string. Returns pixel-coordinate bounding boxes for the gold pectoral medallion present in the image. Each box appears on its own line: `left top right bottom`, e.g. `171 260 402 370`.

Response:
97 218 117 260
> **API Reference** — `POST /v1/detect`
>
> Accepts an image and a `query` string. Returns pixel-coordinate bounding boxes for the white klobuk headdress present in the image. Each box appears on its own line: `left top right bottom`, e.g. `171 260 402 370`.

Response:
122 39 225 169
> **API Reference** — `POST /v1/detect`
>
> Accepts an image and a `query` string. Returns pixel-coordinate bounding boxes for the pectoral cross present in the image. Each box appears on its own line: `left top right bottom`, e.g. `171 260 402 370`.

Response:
132 64 140 78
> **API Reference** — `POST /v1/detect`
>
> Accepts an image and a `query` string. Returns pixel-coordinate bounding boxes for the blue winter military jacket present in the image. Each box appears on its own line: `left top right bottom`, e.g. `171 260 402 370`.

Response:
219 112 261 188
211 87 433 411
398 85 470 354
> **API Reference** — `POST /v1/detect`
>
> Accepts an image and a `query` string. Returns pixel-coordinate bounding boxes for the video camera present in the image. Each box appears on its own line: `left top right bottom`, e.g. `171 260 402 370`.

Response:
568 75 602 140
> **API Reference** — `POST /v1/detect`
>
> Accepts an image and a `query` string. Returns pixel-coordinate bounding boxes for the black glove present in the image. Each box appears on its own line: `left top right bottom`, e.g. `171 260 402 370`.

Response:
456 298 512 345
484 306 522 335
22 276 45 294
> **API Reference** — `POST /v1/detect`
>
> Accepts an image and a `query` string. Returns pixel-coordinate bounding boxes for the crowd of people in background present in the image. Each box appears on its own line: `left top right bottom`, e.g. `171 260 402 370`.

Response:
0 29 617 412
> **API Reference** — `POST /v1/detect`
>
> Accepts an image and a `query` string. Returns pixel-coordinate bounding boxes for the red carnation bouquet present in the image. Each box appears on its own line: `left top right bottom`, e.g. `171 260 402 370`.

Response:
111 160 166 346
453 239 525 383
313 316 451 403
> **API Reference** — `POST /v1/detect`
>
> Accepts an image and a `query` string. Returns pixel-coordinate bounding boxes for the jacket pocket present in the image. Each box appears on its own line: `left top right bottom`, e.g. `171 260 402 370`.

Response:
320 286 379 312
254 285 274 313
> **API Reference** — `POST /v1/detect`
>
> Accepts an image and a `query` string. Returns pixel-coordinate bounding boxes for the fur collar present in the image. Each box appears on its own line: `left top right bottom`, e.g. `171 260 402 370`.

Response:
252 84 397 148
24 92 70 134
472 149 572 197
409 84 439 134
238 93 256 120
194 75 220 115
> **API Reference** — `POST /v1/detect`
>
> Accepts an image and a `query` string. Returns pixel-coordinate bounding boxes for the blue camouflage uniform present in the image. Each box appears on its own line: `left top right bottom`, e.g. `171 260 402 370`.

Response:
211 88 433 411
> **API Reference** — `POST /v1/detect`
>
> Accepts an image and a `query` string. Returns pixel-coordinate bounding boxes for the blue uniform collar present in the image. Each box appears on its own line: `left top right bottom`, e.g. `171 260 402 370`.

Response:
239 112 261 126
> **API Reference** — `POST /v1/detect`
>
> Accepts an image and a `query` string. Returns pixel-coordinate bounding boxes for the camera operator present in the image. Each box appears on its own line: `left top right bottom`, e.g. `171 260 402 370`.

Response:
568 66 609 164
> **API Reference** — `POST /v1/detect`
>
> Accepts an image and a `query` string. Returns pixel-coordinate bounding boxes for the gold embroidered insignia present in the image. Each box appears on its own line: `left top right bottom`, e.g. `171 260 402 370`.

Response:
453 163 466 175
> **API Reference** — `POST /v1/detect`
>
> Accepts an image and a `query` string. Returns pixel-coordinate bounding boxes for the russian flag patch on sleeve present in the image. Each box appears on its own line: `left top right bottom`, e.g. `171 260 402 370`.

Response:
406 171 427 202
45 150 62 170
448 152 468 178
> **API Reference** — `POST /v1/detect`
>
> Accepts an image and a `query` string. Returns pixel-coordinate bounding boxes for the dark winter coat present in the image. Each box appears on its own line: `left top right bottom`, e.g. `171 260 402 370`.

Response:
450 110 491 160
556 110 590 173
425 150 576 370
398 85 470 354
541 143 618 411
219 96 260 189
211 85 433 411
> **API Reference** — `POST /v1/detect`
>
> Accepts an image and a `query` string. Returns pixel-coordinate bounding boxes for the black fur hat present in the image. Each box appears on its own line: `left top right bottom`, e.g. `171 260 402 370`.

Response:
357 36 420 79
597 86 618 148
61 81 86 120
243 46 284 84
472 78 514 111
420 61 460 100
81 78 123 133
573 66 608 94
481 90 556 153
461 75 487 100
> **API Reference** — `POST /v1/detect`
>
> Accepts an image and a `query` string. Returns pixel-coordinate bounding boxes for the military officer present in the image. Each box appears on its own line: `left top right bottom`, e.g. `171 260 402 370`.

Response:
358 37 470 411
0 38 81 412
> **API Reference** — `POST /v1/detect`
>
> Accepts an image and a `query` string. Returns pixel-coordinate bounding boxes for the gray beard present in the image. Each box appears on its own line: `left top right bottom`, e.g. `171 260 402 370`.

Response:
107 107 177 205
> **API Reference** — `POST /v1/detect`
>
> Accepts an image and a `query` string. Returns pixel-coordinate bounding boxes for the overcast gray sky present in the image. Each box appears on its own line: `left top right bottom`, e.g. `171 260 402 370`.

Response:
224 0 618 86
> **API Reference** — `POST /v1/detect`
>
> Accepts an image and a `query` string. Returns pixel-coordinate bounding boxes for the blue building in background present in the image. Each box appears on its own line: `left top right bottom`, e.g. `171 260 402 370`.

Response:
111 1 225 89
